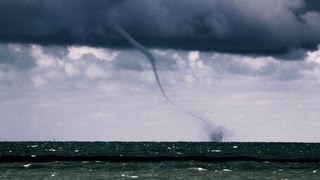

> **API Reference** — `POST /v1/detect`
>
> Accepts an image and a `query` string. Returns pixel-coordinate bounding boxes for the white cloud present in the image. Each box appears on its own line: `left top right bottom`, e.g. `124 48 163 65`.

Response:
32 75 48 87
44 71 62 80
8 43 22 53
140 71 155 84
301 46 320 81
188 51 200 61
237 56 275 70
1 43 320 141
306 45 320 64
184 74 195 84
64 63 80 77
67 46 119 61
98 82 118 93
30 45 56 68
85 64 106 79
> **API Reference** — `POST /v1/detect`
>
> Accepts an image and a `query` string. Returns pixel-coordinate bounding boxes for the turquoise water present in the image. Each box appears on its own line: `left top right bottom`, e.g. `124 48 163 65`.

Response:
1 142 320 179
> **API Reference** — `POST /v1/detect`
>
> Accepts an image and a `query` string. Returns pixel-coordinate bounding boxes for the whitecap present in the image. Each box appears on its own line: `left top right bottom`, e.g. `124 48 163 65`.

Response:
222 169 232 172
23 164 32 168
190 167 207 171
49 148 56 152
211 150 221 153
121 175 139 178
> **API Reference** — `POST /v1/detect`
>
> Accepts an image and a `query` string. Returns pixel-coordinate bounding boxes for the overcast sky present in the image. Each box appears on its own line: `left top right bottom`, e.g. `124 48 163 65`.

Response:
0 0 320 142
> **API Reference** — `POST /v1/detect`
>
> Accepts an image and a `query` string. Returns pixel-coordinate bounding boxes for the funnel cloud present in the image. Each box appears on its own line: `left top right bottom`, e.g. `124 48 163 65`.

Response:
110 23 223 141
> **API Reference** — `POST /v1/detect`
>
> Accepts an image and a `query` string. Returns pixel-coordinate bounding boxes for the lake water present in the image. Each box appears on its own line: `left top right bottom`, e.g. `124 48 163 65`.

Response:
1 142 320 179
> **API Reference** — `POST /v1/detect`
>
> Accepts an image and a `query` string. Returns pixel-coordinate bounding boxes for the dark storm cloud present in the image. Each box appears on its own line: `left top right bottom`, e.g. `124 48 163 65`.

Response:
305 0 320 11
0 0 320 53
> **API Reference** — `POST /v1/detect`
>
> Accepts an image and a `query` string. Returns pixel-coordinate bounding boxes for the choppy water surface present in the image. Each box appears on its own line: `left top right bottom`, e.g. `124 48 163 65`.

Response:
1 142 320 179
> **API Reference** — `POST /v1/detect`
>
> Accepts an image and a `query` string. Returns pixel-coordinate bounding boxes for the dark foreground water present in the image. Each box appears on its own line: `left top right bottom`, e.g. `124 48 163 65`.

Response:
0 142 320 179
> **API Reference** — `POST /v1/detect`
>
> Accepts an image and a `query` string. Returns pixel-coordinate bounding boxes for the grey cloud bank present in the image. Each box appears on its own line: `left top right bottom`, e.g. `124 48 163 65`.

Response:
1 0 320 53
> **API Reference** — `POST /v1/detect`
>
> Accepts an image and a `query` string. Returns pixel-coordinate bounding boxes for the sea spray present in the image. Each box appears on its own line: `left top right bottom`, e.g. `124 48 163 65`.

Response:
110 23 224 142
